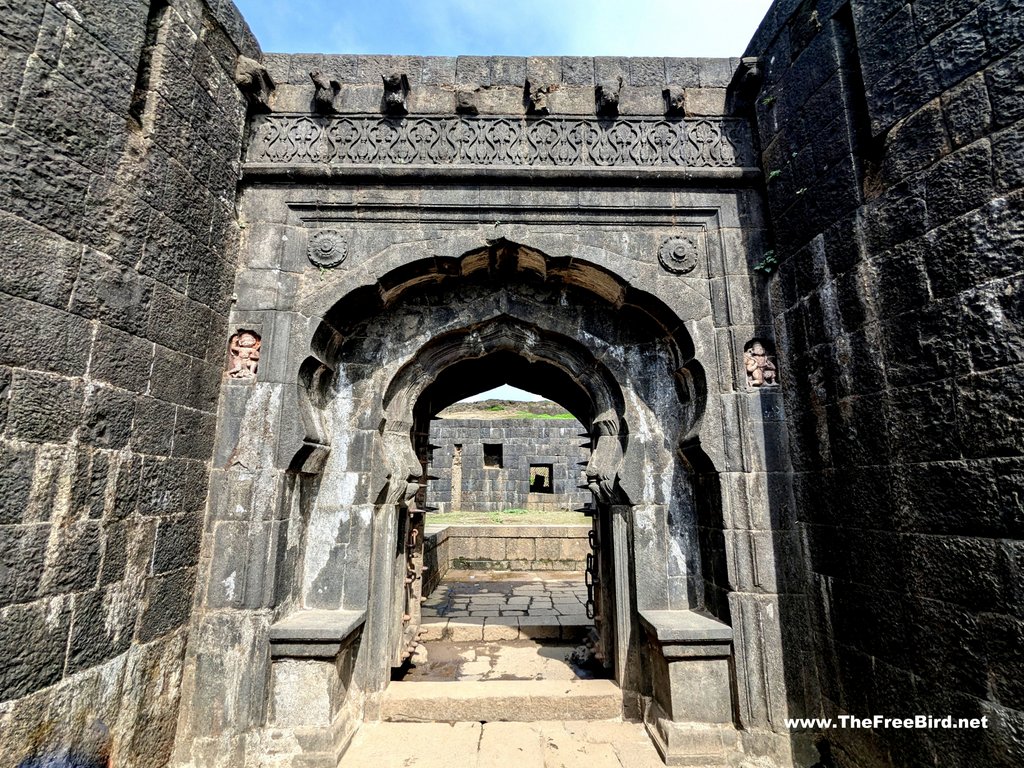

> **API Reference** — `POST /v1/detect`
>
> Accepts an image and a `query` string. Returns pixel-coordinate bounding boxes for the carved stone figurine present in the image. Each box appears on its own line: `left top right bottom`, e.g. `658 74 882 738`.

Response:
525 80 556 115
744 341 777 387
595 78 622 117
227 331 261 379
234 56 274 114
310 70 340 114
382 73 410 116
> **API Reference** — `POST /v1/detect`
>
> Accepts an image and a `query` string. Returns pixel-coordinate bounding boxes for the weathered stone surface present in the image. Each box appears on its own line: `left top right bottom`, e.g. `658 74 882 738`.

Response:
0 1 246 761
382 680 622 722
0 599 72 700
748 1 1024 764
8 370 83 443
137 568 197 643
0 1 1019 765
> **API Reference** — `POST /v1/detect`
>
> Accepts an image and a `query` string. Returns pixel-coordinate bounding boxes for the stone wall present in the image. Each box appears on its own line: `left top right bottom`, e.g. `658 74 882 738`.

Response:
747 0 1023 765
427 417 590 513
426 524 590 572
422 526 452 596
0 0 256 764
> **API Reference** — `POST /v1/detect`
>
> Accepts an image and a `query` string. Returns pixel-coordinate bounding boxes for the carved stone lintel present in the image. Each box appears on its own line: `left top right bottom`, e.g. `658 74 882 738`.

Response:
307 229 349 269
234 56 274 114
595 78 622 117
382 73 410 116
658 233 704 275
227 330 261 379
744 340 778 388
310 70 340 114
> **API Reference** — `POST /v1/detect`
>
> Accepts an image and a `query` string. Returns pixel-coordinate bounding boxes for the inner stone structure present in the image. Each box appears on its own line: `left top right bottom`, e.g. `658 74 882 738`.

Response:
427 414 590 513
0 1 1020 767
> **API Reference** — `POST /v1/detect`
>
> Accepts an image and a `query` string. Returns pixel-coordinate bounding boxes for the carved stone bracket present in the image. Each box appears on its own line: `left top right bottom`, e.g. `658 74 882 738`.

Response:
382 73 410 116
595 78 622 117
234 56 274 114
247 114 756 169
658 232 705 275
525 81 556 115
310 71 340 114
307 229 349 268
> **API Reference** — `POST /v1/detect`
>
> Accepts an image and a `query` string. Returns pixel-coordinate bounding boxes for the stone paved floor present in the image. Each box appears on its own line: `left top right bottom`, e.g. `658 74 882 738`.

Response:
340 720 667 767
422 570 588 619
402 638 588 681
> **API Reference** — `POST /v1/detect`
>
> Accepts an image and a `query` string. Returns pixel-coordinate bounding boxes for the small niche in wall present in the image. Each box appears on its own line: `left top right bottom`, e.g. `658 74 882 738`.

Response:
483 443 503 468
226 329 261 380
529 464 554 493
743 338 778 388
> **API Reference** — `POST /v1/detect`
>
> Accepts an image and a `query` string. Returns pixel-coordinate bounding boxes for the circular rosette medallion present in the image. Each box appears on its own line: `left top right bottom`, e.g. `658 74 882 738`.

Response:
658 233 704 275
307 229 349 268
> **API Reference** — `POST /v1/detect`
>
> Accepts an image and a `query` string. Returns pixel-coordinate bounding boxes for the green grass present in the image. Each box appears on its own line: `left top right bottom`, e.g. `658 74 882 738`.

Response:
515 411 575 419
427 508 588 525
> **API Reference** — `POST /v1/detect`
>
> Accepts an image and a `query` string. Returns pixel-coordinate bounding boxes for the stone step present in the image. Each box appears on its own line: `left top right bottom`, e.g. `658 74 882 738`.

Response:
419 615 592 642
382 679 623 723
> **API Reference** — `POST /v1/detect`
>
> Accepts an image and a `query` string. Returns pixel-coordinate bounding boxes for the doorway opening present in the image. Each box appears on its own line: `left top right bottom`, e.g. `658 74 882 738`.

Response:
399 381 606 685
293 241 714 730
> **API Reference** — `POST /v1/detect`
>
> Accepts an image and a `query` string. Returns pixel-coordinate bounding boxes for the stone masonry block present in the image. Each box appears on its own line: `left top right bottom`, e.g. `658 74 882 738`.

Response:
0 599 72 700
8 370 83 443
0 294 92 377
136 567 197 642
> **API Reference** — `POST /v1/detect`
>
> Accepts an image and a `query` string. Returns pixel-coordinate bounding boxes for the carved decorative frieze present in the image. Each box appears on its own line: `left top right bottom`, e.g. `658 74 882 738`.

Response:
227 330 261 379
246 114 756 169
744 340 778 388
307 229 349 268
658 232 705 274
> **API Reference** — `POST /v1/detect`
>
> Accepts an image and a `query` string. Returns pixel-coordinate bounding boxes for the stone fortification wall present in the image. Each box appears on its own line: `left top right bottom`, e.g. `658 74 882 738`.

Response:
0 0 256 764
748 0 1023 765
427 418 591 513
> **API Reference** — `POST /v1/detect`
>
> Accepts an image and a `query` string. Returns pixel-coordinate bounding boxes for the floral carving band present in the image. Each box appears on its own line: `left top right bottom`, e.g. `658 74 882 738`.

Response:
246 114 756 169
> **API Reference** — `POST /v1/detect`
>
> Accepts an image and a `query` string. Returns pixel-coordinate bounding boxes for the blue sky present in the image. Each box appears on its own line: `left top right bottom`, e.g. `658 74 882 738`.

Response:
236 0 775 58
235 0 775 401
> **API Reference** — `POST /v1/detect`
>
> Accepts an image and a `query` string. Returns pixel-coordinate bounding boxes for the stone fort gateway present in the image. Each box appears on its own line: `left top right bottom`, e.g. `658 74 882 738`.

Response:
0 0 1021 766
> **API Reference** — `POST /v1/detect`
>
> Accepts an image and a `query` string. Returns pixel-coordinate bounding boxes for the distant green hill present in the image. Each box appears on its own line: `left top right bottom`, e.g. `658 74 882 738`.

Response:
438 399 575 420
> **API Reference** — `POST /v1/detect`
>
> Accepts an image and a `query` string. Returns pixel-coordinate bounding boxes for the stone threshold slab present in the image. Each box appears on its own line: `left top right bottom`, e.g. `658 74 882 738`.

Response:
382 679 623 722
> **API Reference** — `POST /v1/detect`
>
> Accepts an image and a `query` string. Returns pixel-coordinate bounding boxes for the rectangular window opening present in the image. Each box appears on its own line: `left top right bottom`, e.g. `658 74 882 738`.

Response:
530 464 554 494
834 3 885 195
129 0 170 129
483 443 503 468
